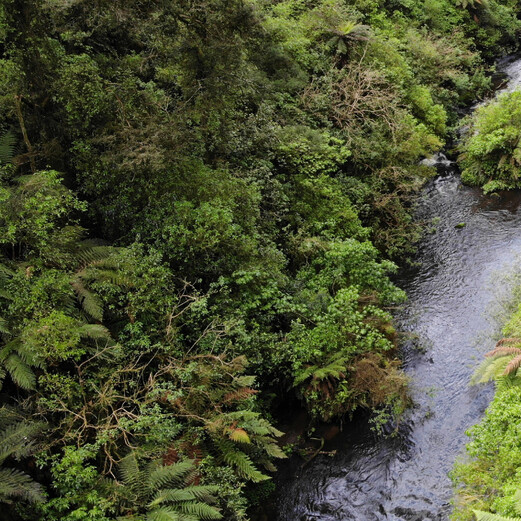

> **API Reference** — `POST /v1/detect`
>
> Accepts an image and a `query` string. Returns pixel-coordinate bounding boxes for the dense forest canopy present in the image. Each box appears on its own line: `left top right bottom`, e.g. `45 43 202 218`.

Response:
0 0 520 519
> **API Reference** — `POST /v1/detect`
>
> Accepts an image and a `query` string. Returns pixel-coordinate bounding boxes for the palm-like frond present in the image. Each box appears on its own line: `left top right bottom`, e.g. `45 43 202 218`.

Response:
472 341 521 384
0 418 43 463
119 453 147 498
150 486 219 506
118 455 221 521
72 279 104 321
0 131 16 165
505 354 521 375
294 356 348 387
473 510 521 521
0 318 9 335
146 506 191 521
78 323 111 340
74 245 115 269
0 468 44 504
0 412 45 505
178 502 222 520
2 352 35 390
214 439 268 483
149 461 194 490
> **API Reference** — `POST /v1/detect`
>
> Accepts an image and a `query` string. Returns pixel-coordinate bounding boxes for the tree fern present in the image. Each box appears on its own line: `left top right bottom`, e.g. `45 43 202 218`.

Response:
472 339 521 384
178 501 222 520
294 355 348 387
473 510 521 521
0 131 16 165
0 468 44 504
71 246 131 321
117 454 222 521
213 439 269 483
0 417 42 462
0 409 44 505
0 342 36 390
71 278 104 321
149 460 195 490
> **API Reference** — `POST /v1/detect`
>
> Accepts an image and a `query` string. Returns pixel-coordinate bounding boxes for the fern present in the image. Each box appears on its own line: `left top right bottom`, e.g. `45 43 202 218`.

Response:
472 341 521 384
214 439 269 483
0 410 44 505
78 323 111 340
0 131 16 165
150 486 218 505
0 317 9 335
74 245 115 269
149 460 194 490
178 501 222 520
228 428 251 444
146 506 192 521
118 454 221 521
0 468 44 504
0 420 42 462
473 510 521 521
294 355 348 387
72 279 104 321
1 351 35 390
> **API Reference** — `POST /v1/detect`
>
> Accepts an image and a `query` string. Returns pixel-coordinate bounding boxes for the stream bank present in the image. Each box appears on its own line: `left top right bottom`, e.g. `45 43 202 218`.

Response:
274 57 521 521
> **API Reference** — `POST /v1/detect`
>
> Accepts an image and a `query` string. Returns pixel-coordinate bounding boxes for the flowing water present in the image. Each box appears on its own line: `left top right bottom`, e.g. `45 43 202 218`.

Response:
275 57 521 521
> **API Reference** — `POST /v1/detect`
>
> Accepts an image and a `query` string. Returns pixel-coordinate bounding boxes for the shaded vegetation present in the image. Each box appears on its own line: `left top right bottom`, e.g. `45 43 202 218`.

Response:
460 91 521 192
0 0 520 519
452 299 521 521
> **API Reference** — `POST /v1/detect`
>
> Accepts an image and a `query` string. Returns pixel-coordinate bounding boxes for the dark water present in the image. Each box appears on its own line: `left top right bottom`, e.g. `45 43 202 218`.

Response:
275 59 521 521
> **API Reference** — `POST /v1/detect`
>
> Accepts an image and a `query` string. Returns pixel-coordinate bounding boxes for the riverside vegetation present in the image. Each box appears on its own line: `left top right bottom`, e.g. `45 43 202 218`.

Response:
451 292 521 521
1 0 521 520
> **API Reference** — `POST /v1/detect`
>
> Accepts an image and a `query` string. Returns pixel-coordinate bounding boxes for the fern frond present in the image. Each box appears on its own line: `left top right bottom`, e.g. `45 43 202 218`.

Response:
75 246 115 269
495 337 521 347
495 375 521 392
0 131 16 165
78 324 111 340
215 440 269 482
149 461 194 490
90 268 132 287
119 453 147 498
222 388 257 403
0 419 43 462
0 468 44 504
471 357 509 385
504 354 521 375
16 342 44 368
150 485 219 507
486 346 521 358
514 488 521 515
473 509 521 521
4 353 35 390
71 279 103 321
229 428 251 444
254 438 287 459
178 501 222 520
147 506 193 521
0 317 9 335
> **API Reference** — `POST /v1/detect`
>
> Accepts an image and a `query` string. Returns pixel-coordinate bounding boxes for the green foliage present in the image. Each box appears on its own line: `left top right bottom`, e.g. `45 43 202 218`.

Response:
116 453 222 521
452 292 521 520
0 408 44 507
0 170 86 262
460 91 521 193
37 445 116 521
473 511 521 521
0 0 519 519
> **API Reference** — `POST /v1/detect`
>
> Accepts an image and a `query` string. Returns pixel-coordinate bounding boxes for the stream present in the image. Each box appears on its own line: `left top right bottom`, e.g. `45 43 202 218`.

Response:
275 57 521 521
